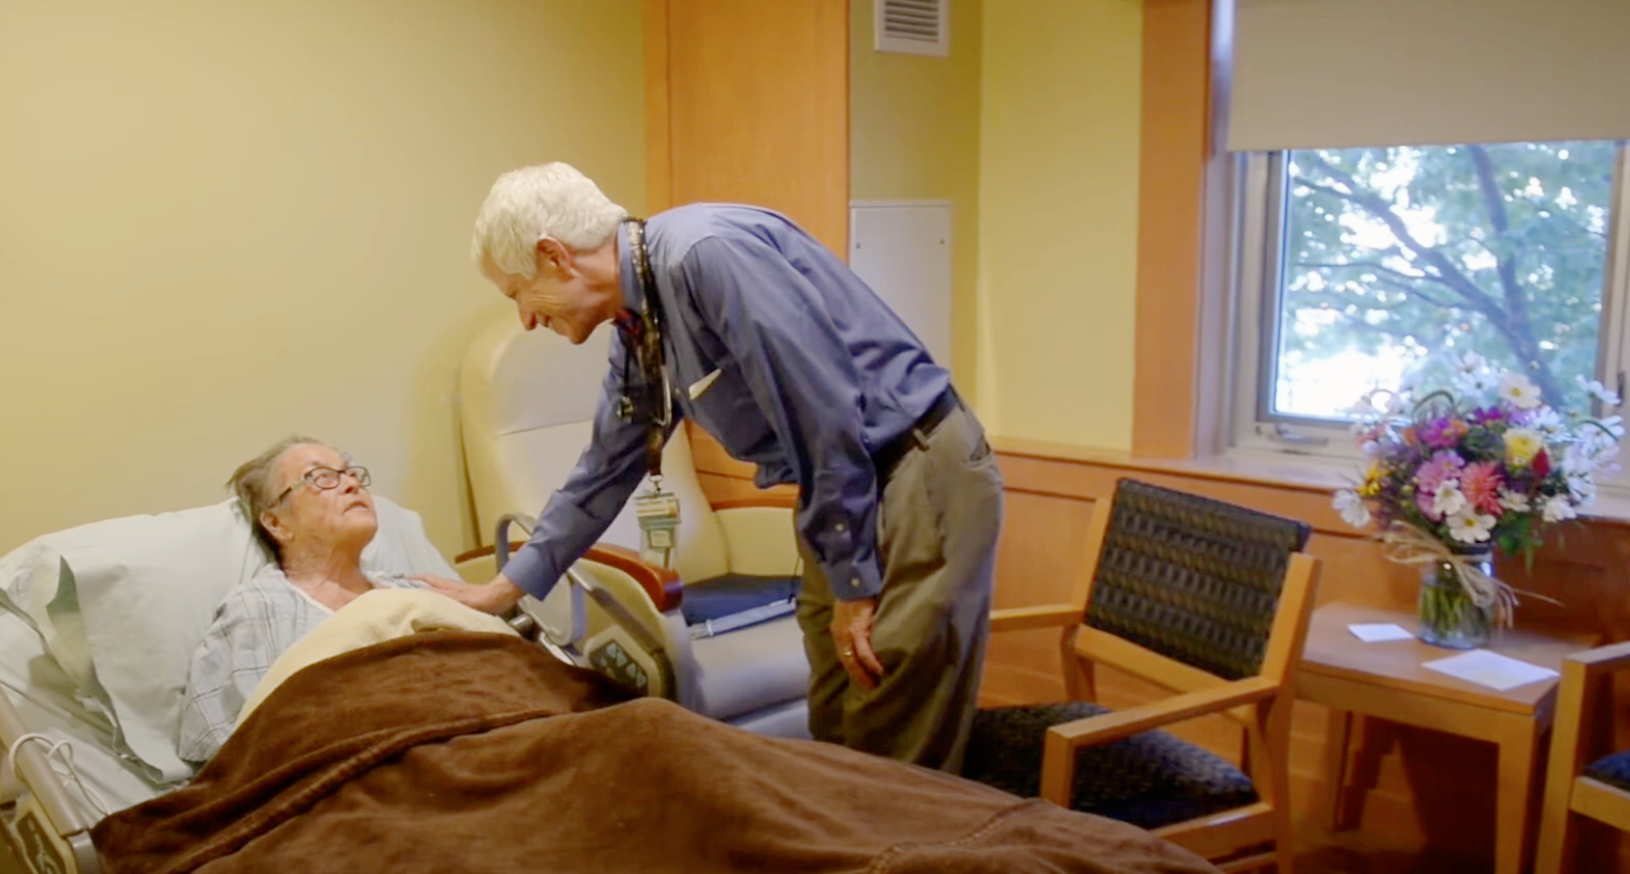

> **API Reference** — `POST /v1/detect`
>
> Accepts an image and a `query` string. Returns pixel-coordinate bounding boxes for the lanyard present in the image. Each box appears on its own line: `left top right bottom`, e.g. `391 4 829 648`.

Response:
625 219 671 479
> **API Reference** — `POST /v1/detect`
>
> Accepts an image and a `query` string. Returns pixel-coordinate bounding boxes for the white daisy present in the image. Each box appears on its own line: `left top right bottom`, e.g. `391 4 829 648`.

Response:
1499 373 1543 410
1454 368 1500 398
1567 474 1598 506
1332 490 1372 528
1577 374 1622 407
1542 495 1578 523
1446 507 1496 544
1524 407 1564 435
1498 488 1531 512
1432 481 1467 519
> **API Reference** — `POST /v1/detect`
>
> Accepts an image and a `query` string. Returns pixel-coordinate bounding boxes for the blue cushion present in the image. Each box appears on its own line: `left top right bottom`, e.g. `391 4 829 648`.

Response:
962 702 1259 830
681 574 799 626
1585 750 1630 792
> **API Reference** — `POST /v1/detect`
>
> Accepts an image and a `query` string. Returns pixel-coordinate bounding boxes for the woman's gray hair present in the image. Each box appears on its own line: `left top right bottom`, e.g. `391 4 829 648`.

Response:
470 162 628 279
227 435 332 558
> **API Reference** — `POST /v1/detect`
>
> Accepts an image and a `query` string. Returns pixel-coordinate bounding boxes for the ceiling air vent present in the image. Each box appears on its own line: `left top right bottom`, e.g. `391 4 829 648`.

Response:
875 0 948 58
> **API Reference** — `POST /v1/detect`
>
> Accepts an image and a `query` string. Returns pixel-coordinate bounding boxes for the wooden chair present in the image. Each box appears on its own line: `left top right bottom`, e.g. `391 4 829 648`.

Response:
964 479 1321 873
1534 641 1630 874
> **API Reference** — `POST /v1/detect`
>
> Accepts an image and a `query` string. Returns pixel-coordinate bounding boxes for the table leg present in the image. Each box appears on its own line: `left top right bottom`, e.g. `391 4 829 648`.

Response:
1495 716 1542 874
1322 707 1353 830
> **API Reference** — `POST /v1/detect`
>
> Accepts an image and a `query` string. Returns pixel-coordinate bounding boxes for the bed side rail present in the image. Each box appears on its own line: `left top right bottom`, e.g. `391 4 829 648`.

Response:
0 682 99 874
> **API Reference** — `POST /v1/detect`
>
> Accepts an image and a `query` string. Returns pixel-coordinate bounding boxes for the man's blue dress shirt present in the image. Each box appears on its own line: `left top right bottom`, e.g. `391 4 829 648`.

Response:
501 204 951 602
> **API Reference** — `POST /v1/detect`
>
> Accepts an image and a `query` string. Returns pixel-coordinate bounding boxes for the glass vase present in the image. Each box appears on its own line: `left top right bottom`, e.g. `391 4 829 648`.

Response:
1417 550 1496 649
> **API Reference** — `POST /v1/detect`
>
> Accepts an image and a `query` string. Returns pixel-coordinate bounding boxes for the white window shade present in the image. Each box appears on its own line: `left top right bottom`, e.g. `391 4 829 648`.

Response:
1228 0 1630 151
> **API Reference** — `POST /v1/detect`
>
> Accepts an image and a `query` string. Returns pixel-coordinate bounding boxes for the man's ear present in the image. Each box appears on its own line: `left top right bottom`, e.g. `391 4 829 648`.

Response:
260 509 294 548
535 237 572 277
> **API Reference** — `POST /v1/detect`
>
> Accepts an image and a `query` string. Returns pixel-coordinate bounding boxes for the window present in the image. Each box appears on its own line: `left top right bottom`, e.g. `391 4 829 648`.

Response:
1229 140 1630 457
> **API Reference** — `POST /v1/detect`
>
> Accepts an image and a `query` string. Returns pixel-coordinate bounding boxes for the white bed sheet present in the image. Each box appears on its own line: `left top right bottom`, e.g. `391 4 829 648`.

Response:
1 612 168 822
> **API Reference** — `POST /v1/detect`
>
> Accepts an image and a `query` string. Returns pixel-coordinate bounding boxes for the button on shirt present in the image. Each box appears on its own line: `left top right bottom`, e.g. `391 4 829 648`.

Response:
501 204 951 603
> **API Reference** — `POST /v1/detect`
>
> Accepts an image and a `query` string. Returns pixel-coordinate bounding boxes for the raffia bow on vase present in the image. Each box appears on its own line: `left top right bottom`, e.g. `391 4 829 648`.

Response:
1376 522 1543 648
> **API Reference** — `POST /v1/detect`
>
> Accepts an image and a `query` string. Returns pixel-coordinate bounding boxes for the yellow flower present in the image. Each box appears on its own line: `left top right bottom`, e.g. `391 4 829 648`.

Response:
1504 427 1544 466
1358 463 1382 497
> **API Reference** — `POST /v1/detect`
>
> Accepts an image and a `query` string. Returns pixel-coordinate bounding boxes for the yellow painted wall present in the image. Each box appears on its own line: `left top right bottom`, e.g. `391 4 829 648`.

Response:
976 0 1142 447
0 0 644 557
849 0 983 405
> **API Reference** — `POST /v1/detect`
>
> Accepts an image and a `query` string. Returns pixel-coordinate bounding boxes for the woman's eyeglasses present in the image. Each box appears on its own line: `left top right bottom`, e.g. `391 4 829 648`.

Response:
271 465 371 506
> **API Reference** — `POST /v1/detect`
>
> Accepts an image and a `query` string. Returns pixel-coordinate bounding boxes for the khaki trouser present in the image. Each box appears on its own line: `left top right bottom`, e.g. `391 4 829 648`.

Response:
795 401 1003 773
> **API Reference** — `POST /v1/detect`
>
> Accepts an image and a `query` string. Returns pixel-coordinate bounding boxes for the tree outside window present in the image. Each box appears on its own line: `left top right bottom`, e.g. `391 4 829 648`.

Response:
1268 141 1615 422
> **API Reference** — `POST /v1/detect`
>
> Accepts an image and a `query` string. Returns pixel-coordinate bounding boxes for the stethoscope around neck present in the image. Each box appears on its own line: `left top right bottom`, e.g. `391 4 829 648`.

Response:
619 218 674 480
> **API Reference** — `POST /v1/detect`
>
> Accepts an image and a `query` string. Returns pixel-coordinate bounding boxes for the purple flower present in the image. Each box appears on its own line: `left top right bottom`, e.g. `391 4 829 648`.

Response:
1417 416 1468 449
1415 449 1466 496
1470 406 1508 425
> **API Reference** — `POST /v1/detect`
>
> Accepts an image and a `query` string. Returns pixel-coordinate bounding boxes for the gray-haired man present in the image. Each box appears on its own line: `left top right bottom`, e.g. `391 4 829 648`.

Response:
421 162 1003 772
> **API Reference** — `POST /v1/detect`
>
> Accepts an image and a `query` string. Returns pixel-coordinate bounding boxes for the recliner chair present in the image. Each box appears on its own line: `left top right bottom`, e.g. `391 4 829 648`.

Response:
456 314 811 738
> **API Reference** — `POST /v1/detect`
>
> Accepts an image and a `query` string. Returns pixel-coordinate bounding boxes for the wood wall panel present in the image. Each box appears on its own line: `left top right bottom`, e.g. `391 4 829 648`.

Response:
645 0 848 509
983 442 1630 868
1132 0 1213 458
657 0 849 253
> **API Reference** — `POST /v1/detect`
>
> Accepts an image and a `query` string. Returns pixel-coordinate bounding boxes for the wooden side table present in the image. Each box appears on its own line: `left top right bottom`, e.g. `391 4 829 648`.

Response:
1296 602 1598 874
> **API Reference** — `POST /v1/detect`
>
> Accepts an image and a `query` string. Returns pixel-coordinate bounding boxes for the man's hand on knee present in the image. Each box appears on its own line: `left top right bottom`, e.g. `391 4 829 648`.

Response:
830 597 885 690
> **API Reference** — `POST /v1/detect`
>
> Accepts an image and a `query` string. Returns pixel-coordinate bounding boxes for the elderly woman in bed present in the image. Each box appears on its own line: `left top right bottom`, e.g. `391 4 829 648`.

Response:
176 436 427 765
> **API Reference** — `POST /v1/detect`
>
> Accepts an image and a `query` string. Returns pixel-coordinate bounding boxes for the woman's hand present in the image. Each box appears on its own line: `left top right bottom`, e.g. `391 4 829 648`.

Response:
412 573 527 615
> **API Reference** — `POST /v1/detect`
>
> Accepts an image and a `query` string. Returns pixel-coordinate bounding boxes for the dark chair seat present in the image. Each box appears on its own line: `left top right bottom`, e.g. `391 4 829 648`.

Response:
1585 750 1630 792
963 702 1259 830
680 573 800 627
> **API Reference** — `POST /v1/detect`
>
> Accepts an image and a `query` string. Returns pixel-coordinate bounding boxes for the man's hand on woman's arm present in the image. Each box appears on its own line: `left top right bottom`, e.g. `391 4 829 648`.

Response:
412 573 527 615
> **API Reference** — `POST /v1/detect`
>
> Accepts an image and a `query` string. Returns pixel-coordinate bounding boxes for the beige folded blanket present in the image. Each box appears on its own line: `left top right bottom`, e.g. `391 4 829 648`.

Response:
235 588 517 726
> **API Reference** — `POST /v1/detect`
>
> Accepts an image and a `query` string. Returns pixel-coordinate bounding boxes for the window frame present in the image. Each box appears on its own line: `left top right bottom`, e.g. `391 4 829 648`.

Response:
1222 143 1630 472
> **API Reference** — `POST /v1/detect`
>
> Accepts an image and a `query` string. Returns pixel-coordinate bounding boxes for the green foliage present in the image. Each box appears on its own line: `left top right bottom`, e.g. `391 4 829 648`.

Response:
1279 141 1616 416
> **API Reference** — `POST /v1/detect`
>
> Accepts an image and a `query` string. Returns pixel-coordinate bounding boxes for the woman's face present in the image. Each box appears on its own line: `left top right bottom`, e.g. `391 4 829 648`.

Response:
261 444 378 554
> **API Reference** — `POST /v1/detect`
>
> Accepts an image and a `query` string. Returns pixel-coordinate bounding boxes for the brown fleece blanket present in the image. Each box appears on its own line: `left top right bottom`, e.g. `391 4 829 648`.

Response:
93 632 1219 874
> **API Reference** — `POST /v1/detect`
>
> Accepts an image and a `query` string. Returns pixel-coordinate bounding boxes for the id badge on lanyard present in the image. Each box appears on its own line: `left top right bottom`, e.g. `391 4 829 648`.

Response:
635 482 682 569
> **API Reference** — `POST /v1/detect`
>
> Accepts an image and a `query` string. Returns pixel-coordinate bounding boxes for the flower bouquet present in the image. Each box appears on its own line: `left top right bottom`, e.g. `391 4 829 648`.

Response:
1332 355 1623 648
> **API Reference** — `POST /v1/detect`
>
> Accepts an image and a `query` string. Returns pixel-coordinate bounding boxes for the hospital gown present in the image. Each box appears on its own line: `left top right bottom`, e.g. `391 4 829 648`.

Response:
176 566 425 765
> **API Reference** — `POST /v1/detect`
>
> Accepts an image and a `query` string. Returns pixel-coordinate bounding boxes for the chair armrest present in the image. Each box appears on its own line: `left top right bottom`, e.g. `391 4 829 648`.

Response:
453 543 683 613
1566 640 1630 675
1039 676 1279 805
1046 677 1278 754
583 543 684 613
990 604 1080 633
454 545 493 564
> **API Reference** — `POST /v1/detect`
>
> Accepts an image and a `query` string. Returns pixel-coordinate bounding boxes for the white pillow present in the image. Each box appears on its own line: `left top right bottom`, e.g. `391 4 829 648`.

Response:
0 495 460 784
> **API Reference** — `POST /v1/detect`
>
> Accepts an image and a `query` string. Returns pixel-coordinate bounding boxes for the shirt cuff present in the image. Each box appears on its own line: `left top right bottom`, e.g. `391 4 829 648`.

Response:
496 542 553 600
500 496 602 600
824 554 883 600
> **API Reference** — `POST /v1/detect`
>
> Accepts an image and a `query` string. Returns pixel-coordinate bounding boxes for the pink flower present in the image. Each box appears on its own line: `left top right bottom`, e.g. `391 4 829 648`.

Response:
1415 450 1466 496
1460 461 1504 515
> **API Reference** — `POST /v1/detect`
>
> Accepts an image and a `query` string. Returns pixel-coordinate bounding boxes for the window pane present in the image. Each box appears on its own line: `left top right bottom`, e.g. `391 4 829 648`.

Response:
1271 141 1615 421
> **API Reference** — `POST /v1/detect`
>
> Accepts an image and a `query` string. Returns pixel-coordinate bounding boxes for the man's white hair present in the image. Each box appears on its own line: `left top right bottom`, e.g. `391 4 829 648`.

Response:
470 162 628 279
